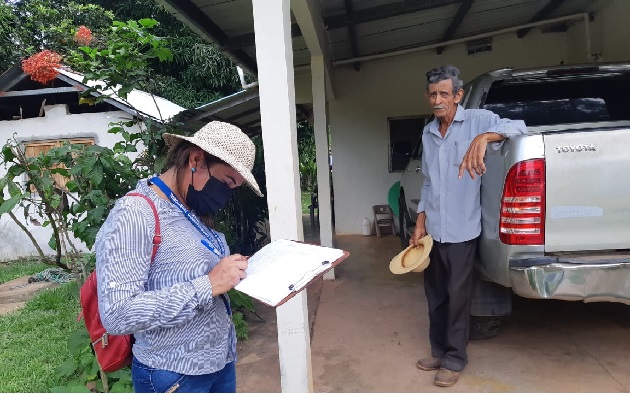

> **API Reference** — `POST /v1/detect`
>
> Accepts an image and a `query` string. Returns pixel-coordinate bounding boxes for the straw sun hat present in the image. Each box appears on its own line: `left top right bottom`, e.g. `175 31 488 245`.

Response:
163 121 263 197
389 235 433 274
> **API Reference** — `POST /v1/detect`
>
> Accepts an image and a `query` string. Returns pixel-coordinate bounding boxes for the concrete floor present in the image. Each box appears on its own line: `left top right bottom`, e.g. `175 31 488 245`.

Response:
235 217 630 393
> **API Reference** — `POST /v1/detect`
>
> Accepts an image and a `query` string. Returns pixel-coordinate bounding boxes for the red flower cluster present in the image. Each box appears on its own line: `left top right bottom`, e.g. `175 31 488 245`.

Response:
74 25 93 46
21 50 62 85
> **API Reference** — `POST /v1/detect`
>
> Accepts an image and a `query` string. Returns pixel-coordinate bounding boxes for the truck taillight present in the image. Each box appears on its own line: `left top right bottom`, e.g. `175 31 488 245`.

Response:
499 159 545 245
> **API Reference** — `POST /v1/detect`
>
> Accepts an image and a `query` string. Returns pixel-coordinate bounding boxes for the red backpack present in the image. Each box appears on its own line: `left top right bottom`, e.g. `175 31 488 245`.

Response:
77 192 161 372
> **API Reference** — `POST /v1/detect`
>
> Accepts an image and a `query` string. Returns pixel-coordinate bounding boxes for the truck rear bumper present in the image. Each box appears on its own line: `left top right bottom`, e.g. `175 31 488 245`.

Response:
509 260 630 305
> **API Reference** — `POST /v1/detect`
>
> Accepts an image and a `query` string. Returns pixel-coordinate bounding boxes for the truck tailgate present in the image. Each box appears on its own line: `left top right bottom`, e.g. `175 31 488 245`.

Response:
544 128 630 252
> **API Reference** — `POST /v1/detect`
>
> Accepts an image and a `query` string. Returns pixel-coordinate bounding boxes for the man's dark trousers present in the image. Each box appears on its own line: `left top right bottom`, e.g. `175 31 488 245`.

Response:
423 238 477 372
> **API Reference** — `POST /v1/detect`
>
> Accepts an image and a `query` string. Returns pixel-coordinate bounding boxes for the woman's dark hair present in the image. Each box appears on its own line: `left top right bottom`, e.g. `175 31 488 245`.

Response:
165 140 226 226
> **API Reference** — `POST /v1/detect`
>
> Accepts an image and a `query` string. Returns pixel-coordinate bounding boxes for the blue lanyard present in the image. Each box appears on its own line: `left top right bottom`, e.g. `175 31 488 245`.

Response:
149 176 225 258
148 176 232 317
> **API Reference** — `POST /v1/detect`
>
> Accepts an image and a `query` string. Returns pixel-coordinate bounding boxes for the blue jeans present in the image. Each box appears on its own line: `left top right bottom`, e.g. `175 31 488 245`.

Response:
131 356 236 393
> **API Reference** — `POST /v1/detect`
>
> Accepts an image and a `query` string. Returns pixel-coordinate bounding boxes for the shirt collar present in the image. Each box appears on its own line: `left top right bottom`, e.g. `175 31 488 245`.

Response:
453 104 465 121
428 104 466 136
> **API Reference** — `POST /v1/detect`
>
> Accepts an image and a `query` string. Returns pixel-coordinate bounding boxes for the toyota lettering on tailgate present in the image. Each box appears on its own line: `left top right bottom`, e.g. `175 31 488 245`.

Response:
556 144 596 153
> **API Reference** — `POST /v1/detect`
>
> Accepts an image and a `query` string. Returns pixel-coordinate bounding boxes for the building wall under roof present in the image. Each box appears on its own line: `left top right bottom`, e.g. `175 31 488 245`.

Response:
0 104 142 260
566 0 630 64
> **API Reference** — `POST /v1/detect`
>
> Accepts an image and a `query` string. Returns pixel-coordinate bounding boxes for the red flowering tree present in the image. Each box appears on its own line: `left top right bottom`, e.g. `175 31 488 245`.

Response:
73 25 93 46
21 26 94 85
21 49 62 85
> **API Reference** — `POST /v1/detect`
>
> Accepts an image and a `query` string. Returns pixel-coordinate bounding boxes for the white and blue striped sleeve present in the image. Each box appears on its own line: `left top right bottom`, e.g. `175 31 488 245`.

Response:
96 197 211 335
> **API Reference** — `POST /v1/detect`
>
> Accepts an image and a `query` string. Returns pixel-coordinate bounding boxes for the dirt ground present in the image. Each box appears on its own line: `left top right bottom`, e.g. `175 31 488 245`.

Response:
0 275 59 316
5 218 630 393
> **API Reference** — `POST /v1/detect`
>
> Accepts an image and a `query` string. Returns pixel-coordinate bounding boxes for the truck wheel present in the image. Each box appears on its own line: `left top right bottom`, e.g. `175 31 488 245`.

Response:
398 194 411 249
469 316 502 340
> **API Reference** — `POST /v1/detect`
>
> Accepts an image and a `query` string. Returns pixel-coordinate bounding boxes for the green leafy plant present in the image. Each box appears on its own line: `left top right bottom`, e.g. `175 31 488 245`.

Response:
0 281 86 393
297 123 318 194
67 18 173 101
51 328 132 393
0 6 267 392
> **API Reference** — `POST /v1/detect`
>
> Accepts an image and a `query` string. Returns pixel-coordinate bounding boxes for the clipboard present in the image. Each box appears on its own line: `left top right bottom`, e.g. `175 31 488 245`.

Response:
234 239 350 308
271 248 349 308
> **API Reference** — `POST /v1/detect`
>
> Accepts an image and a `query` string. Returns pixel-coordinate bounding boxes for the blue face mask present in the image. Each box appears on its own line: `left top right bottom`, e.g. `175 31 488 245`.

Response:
186 177 233 216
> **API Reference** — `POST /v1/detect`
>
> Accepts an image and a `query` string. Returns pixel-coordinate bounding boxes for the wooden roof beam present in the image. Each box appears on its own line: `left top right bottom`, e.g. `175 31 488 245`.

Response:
226 24 302 50
344 0 361 71
324 0 462 30
517 0 565 38
436 0 474 55
292 0 336 100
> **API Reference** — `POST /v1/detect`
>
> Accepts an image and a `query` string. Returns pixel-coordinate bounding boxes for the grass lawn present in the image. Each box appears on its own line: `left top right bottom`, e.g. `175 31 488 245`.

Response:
0 259 52 284
0 260 83 393
301 191 313 214
0 283 83 393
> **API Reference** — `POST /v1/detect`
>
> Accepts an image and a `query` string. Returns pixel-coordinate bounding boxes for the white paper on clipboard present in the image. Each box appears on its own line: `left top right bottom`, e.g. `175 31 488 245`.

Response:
234 239 345 307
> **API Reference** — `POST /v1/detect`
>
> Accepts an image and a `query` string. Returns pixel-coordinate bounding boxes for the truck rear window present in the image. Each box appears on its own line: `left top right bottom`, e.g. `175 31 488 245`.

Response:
481 76 630 126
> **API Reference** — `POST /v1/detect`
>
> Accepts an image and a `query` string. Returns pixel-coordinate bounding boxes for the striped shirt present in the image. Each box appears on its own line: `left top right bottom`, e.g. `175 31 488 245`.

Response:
418 105 528 243
94 178 236 375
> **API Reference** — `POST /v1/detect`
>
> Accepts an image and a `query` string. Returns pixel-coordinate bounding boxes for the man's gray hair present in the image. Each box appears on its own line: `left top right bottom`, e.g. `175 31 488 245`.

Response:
425 65 464 95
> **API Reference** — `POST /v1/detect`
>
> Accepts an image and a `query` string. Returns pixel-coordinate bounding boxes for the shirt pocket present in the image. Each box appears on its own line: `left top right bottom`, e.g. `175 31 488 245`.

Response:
453 140 472 166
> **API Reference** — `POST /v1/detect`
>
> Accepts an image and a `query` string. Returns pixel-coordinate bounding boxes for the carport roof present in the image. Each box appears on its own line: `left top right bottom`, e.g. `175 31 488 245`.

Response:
160 0 614 133
156 0 613 76
172 87 312 136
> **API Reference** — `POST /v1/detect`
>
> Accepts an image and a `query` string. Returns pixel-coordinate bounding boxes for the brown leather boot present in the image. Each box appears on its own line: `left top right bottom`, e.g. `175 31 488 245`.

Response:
433 368 460 387
416 356 442 371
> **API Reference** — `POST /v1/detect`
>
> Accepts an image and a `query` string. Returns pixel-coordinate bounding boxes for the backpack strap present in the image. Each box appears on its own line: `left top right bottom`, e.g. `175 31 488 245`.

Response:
126 192 161 263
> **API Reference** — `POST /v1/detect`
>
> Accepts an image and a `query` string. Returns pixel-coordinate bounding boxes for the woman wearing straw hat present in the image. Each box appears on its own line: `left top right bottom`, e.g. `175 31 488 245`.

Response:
95 121 263 393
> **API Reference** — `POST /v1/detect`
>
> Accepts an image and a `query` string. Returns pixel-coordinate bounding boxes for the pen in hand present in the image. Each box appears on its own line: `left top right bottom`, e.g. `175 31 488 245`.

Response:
201 239 249 271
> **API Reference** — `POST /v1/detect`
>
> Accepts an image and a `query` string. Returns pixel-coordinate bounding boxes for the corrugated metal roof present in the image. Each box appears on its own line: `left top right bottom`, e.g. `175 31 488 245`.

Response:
196 0 253 37
174 87 261 133
350 4 459 55
0 63 185 123
157 0 616 129
58 69 185 122
171 86 312 135
457 0 544 36
159 0 615 71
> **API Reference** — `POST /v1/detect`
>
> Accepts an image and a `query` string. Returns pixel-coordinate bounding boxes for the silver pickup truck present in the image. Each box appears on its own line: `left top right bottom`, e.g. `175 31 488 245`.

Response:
398 63 630 338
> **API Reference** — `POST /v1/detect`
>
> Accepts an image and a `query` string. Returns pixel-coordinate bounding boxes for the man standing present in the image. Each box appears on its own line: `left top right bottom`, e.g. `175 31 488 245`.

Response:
410 65 527 387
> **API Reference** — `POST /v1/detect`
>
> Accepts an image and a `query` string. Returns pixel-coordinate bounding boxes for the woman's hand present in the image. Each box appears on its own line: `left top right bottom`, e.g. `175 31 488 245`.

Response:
208 254 249 296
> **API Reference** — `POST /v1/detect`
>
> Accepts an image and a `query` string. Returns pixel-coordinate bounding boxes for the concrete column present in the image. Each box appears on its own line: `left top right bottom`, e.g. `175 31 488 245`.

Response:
311 55 335 280
252 0 313 392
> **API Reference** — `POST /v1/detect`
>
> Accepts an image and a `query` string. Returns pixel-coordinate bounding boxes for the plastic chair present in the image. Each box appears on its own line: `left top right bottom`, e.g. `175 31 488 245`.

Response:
373 204 396 238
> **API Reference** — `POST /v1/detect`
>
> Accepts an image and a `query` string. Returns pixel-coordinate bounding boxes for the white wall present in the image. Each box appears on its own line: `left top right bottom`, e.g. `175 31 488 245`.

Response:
291 3 630 236
598 0 630 62
328 29 570 234
567 0 630 64
0 104 140 261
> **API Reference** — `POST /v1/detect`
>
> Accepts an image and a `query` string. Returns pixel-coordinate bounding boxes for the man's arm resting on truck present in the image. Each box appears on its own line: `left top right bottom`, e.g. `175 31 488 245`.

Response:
458 132 506 180
459 116 528 180
458 113 527 180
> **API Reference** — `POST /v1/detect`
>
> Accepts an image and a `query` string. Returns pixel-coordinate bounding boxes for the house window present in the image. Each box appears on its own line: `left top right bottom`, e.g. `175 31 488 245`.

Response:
23 138 95 190
388 116 427 172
